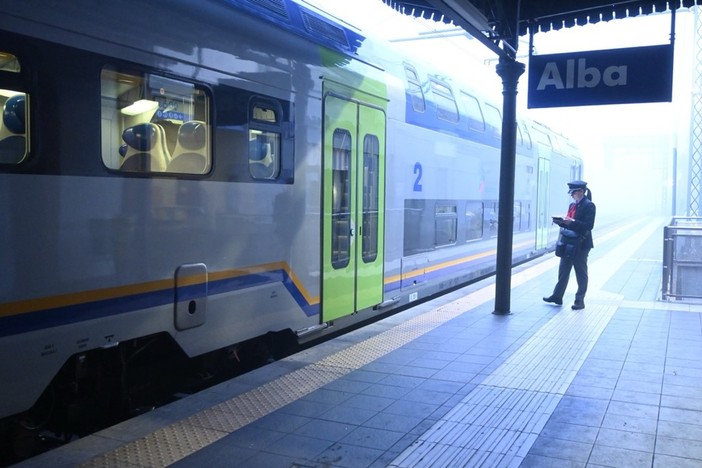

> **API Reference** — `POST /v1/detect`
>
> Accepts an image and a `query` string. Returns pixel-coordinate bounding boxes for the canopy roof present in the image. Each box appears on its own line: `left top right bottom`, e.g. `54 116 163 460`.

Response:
383 0 701 56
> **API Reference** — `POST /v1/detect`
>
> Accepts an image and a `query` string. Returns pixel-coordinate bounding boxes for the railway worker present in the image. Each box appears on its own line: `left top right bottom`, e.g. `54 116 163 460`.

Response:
543 180 596 310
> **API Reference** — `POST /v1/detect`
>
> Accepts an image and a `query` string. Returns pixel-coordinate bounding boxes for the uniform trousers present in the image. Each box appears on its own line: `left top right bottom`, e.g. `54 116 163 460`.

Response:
551 247 590 303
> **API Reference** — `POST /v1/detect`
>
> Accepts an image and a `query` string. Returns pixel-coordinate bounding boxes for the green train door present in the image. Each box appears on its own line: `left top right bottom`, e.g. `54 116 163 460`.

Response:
322 93 386 322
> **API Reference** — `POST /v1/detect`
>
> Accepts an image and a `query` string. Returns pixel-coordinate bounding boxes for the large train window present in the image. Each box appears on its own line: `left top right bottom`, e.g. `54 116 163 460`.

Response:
435 204 457 247
403 64 425 112
249 99 282 180
0 52 28 165
362 135 380 263
331 129 351 269
460 92 485 132
100 67 211 174
430 79 458 123
465 201 483 241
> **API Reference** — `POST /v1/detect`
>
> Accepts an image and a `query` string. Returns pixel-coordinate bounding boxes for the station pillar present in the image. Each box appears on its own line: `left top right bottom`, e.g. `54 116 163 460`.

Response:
494 57 525 315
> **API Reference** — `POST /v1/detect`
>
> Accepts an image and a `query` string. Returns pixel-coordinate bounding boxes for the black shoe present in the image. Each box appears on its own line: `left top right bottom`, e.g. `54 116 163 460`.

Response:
543 296 562 306
572 302 585 310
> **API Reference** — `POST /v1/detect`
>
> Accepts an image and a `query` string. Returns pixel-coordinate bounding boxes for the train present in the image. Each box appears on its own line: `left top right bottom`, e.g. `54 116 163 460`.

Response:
0 0 582 458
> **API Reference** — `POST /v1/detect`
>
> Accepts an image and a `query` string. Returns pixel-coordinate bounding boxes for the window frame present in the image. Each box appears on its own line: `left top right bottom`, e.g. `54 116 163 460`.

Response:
460 91 485 132
429 78 459 123
465 201 484 242
361 133 380 263
434 203 458 247
0 50 29 165
331 128 352 270
100 65 212 176
248 97 284 181
403 63 426 113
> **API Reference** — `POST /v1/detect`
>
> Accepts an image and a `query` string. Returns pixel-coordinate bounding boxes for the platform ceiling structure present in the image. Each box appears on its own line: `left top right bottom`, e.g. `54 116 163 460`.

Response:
382 0 701 57
382 0 701 314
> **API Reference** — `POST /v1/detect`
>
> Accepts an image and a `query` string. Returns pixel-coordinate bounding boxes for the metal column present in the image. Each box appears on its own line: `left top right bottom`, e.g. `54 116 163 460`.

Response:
493 57 525 315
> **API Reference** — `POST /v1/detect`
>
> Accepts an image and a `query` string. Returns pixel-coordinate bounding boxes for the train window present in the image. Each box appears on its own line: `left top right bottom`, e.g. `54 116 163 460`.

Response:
331 129 351 269
484 202 498 237
465 201 483 241
252 105 276 122
484 104 502 139
403 199 426 256
430 79 458 123
435 204 457 246
0 52 20 72
249 129 280 180
100 67 211 174
362 135 379 263
460 92 485 132
249 101 282 180
0 89 28 164
404 64 426 113
0 52 28 164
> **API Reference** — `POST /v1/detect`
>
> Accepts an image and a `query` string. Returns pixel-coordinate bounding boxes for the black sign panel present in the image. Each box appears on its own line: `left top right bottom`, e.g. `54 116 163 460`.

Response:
527 45 673 108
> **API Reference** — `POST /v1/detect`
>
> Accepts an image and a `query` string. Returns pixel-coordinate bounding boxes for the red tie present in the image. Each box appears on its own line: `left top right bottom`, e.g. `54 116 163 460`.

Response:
567 203 576 218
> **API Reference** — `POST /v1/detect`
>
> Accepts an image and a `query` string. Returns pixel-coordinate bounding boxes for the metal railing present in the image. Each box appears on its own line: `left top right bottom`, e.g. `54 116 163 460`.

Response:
662 217 702 300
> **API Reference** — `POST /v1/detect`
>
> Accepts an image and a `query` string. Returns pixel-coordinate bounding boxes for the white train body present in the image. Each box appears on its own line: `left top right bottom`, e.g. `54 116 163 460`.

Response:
0 0 582 428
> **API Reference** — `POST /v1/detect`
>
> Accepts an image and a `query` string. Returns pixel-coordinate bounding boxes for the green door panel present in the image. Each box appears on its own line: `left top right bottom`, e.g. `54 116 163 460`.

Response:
354 104 385 310
323 95 357 321
322 92 386 322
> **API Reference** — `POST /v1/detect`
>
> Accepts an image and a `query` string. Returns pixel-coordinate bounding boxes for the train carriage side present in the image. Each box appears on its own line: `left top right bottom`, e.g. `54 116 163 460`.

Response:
379 56 572 309
0 0 583 454
0 0 391 428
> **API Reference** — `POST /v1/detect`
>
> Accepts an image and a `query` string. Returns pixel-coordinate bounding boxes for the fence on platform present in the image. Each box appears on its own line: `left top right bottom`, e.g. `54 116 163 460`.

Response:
663 217 702 300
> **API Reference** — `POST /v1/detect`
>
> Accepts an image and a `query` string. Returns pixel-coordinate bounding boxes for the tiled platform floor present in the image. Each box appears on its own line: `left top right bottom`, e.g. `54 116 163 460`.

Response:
17 218 702 468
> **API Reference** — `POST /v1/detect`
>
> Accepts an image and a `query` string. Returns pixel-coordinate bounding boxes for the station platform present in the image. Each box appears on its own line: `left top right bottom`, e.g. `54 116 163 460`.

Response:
16 217 702 468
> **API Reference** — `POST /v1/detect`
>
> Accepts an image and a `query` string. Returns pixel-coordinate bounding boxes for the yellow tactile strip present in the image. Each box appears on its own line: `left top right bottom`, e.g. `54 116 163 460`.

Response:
81 366 349 467
80 300 495 466
80 257 551 467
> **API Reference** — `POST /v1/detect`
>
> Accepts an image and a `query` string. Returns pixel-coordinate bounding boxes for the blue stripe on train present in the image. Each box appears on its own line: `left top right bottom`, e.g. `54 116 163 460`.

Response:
0 269 318 338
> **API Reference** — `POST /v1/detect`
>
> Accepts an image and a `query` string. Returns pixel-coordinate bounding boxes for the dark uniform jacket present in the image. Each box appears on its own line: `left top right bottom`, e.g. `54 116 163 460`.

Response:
568 197 596 249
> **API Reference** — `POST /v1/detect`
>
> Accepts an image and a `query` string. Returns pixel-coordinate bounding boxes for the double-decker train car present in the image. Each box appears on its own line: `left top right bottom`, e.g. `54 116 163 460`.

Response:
0 0 582 455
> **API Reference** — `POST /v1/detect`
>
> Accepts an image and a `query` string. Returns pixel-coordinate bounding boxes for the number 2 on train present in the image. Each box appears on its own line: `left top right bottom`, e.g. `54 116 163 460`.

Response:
413 162 422 192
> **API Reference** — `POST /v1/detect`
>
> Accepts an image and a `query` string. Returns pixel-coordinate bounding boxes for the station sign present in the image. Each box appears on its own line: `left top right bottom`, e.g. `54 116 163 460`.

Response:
527 44 673 108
